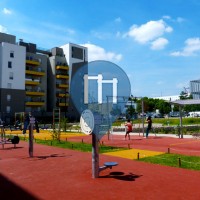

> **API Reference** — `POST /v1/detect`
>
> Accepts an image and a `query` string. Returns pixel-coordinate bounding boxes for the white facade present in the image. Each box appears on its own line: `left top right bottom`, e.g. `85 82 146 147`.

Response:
60 43 88 85
0 42 26 89
153 95 180 101
190 80 200 99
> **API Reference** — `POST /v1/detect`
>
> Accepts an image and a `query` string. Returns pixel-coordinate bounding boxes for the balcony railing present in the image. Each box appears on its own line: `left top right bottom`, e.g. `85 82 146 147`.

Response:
25 102 45 106
26 59 40 66
25 80 40 85
56 74 69 79
26 70 45 76
56 84 69 88
26 91 45 96
56 65 69 70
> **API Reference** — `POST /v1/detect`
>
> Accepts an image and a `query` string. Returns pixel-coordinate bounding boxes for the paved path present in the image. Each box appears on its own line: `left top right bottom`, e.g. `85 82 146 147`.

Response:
1 135 200 200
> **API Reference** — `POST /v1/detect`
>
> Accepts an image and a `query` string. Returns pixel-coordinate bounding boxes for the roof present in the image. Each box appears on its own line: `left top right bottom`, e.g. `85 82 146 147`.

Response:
171 99 200 105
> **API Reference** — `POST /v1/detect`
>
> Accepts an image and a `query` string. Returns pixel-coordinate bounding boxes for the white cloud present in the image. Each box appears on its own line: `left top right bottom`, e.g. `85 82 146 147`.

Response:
163 15 185 23
82 43 122 62
125 19 173 44
162 15 171 20
171 37 200 56
115 17 121 23
151 37 169 50
2 8 12 15
0 25 8 33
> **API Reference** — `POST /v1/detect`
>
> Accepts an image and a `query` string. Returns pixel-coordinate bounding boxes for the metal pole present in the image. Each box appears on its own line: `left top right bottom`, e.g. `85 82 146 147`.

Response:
141 98 145 136
92 133 99 178
65 91 66 117
179 105 183 138
29 123 33 157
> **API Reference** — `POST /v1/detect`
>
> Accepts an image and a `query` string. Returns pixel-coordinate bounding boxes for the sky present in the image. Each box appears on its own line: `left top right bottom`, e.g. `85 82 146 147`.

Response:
0 0 200 98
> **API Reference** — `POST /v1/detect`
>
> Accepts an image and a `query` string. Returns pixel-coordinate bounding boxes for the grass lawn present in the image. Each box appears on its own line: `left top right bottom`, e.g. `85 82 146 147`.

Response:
6 130 200 171
31 138 200 171
138 153 200 171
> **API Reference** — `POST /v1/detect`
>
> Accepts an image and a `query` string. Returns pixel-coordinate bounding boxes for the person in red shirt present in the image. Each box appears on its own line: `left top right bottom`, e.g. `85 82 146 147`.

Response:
125 119 133 140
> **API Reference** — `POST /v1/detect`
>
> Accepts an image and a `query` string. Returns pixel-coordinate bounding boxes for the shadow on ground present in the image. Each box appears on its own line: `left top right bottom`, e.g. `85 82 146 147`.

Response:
0 174 38 200
100 171 142 181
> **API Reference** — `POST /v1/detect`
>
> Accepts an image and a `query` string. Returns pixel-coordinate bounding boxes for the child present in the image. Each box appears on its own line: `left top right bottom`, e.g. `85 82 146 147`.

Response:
125 119 133 140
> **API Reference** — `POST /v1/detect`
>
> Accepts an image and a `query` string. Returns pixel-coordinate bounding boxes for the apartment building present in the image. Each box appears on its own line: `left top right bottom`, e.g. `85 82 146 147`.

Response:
0 32 88 123
0 33 26 123
190 80 200 99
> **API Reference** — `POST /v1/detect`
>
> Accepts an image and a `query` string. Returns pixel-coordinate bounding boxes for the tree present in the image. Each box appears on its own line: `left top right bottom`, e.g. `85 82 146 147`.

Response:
126 105 135 119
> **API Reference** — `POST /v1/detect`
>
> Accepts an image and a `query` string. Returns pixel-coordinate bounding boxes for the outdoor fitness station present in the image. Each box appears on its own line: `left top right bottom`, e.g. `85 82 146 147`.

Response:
170 99 200 138
70 60 131 178
0 125 20 148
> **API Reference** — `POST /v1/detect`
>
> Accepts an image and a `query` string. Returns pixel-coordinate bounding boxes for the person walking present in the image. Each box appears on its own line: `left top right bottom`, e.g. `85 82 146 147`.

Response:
125 119 133 140
146 116 152 138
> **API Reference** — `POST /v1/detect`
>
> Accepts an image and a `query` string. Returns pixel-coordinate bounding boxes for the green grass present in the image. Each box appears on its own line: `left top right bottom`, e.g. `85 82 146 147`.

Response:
20 137 200 171
138 153 200 171
33 138 127 153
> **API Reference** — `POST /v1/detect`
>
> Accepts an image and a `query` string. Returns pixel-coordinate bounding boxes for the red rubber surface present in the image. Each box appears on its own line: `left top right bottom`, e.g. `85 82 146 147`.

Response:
1 135 200 200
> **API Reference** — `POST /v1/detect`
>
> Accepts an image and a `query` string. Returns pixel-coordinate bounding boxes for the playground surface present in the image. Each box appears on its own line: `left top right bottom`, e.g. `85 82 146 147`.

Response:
1 132 200 200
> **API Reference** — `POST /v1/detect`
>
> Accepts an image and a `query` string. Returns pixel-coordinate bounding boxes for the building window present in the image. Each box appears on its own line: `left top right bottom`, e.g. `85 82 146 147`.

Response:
9 72 14 80
71 46 83 59
10 51 14 58
7 94 11 101
6 106 11 113
7 83 12 88
8 61 12 68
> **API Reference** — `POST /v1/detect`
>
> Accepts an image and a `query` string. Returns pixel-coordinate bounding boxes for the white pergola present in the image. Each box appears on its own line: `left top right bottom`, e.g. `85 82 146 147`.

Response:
170 99 200 138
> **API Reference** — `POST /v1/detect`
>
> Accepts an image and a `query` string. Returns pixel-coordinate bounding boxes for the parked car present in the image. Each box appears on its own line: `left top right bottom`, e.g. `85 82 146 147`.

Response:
169 112 180 117
152 113 163 118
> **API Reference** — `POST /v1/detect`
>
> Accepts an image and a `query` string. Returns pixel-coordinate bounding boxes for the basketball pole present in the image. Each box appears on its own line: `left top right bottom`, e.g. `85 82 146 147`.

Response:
92 132 99 178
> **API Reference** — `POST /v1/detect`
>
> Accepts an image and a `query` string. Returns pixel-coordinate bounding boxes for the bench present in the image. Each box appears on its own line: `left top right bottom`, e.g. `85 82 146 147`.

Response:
0 136 20 149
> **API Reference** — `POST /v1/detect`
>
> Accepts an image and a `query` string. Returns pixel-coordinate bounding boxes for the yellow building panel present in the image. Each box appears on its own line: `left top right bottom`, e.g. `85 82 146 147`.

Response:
26 70 45 76
59 102 69 107
57 84 68 88
56 75 69 79
56 65 69 70
58 93 69 97
25 102 45 106
26 60 40 65
26 91 45 96
25 81 40 85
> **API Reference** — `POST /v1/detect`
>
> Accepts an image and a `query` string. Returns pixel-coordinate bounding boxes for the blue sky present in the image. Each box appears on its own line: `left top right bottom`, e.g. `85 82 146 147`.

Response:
1 0 200 98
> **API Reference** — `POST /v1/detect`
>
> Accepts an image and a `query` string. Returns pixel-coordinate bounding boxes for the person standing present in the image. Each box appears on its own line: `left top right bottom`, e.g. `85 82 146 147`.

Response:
125 119 133 140
23 112 30 134
146 116 152 138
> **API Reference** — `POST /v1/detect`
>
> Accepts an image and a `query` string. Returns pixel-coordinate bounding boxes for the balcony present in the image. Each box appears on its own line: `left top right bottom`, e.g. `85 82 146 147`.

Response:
56 84 69 88
56 74 69 79
58 102 69 107
26 70 45 76
25 102 45 106
25 80 40 86
26 59 40 66
26 91 45 96
56 65 69 70
56 92 69 97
